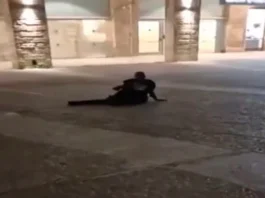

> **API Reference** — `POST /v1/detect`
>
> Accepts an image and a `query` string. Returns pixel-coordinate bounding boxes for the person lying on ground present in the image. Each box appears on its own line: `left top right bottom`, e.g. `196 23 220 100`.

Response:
68 71 167 106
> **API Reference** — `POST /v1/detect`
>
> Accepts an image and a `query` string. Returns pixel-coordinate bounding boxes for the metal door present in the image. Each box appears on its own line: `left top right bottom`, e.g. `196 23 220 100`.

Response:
78 20 107 58
199 20 217 53
48 21 78 58
138 21 160 54
245 9 265 51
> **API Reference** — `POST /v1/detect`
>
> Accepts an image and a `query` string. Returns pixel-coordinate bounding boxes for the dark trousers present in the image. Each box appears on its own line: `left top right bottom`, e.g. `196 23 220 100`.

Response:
68 99 109 106
68 91 147 107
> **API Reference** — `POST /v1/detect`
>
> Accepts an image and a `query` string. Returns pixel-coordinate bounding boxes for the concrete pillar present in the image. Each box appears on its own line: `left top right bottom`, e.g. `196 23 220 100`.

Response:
7 0 52 69
1 0 17 62
110 0 139 57
165 0 201 62
224 5 249 52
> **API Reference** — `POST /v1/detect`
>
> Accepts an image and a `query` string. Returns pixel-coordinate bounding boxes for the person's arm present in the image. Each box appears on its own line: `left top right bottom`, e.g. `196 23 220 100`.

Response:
149 91 158 101
113 85 123 91
149 91 167 101
113 79 132 91
148 81 167 102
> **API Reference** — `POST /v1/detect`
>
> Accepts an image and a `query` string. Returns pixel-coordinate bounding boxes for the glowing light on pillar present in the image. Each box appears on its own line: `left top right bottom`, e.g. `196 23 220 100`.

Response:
181 0 193 9
21 0 36 5
180 0 194 24
19 0 39 25
20 8 38 24
181 10 194 23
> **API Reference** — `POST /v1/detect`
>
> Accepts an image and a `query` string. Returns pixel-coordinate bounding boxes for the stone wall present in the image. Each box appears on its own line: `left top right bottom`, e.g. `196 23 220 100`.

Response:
174 8 201 60
140 0 224 19
110 0 139 56
0 0 232 64
0 18 114 61
8 0 52 68
224 5 249 52
0 0 13 62
165 0 201 61
47 20 114 59
76 20 113 58
47 16 139 58
0 20 13 61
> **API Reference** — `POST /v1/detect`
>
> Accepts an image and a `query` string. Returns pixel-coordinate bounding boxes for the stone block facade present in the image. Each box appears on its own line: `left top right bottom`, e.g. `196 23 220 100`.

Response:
0 0 140 66
77 20 114 58
0 20 13 61
110 0 139 56
47 20 115 59
2 0 258 67
224 5 249 52
0 0 16 62
8 0 52 68
165 0 201 62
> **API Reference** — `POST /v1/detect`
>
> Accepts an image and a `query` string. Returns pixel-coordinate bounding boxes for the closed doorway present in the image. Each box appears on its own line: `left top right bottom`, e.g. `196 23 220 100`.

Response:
245 9 265 51
78 20 108 58
48 20 78 59
138 21 160 54
199 20 217 53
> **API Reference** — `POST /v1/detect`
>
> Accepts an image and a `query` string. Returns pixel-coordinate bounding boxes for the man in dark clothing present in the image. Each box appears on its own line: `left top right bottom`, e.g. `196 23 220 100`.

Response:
68 71 166 106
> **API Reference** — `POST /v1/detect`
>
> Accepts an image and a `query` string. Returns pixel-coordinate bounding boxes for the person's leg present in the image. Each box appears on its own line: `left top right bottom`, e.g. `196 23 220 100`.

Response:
107 91 147 106
67 90 137 107
68 99 108 106
105 95 125 106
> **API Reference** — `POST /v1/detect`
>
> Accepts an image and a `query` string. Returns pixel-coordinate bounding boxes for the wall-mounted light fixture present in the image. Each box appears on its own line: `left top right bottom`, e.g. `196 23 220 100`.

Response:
181 0 193 9
8 0 52 69
180 10 195 23
20 7 38 23
20 0 37 6
179 0 197 23
16 0 39 24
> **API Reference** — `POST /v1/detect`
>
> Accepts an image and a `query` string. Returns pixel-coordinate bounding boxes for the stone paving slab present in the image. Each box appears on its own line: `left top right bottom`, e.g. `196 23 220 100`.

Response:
177 153 265 192
1 167 264 198
0 132 263 198
0 135 127 194
0 114 230 168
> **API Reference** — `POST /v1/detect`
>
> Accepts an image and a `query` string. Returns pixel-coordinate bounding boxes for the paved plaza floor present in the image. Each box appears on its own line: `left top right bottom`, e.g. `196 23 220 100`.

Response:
0 52 265 197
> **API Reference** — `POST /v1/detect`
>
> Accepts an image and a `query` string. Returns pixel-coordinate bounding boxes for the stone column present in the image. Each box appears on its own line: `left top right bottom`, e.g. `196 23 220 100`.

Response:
165 0 201 62
223 5 248 52
8 0 52 69
110 0 139 57
1 0 18 63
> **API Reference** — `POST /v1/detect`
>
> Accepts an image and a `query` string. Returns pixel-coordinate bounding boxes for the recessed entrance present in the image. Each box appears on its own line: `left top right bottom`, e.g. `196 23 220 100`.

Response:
245 8 265 51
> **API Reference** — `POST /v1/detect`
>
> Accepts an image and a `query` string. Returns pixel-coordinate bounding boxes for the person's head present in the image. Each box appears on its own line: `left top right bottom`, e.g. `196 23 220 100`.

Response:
134 71 146 80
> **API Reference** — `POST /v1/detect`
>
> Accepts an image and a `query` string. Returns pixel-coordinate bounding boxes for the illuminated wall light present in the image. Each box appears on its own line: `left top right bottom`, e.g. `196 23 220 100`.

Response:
181 10 195 23
181 0 193 9
19 0 39 25
20 8 38 24
21 0 36 6
179 0 195 24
